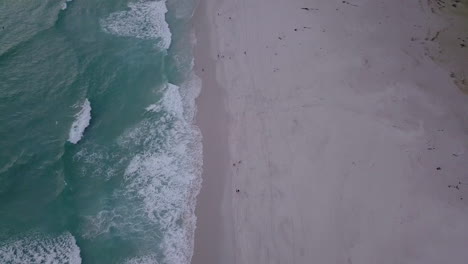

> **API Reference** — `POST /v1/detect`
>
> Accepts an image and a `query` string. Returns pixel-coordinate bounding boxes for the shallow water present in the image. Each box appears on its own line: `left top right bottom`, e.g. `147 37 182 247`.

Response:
0 0 201 263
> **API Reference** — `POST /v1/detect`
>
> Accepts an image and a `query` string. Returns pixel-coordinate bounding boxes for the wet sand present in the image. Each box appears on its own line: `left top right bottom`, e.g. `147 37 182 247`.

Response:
192 0 234 263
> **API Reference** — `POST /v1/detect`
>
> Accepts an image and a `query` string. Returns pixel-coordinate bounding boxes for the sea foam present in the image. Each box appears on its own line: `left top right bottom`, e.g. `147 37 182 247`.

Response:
146 84 184 118
68 98 91 144
0 232 81 264
123 254 159 264
100 0 172 50
74 2 202 261
123 80 202 264
77 79 202 264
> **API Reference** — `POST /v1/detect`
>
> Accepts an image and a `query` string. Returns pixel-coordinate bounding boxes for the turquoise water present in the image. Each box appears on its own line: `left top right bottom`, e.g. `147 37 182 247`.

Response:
0 0 201 263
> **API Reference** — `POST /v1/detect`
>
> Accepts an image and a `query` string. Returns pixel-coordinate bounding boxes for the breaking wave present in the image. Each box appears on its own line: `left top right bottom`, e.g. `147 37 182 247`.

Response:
100 0 172 50
68 99 91 144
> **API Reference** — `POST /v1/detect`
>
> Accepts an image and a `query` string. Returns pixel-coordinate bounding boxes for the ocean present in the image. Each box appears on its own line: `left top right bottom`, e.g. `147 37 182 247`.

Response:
0 0 202 263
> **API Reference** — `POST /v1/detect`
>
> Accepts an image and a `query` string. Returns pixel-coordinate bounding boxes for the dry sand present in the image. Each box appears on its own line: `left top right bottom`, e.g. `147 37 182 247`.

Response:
192 0 468 263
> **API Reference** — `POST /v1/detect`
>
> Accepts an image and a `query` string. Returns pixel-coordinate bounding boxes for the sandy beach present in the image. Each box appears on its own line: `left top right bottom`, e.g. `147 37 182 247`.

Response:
192 0 468 263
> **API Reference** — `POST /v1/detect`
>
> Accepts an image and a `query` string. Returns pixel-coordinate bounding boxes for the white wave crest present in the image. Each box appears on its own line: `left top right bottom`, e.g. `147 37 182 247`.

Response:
61 0 72 10
146 83 185 118
68 98 91 144
100 0 172 50
145 103 162 113
0 232 81 264
163 84 184 118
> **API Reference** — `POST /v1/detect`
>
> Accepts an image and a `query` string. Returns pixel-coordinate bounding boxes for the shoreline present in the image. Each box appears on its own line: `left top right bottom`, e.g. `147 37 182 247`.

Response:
190 0 468 263
191 0 234 263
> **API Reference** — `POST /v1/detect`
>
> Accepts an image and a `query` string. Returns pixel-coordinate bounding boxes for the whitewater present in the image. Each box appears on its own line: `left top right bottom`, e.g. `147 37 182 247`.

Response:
68 99 91 144
0 0 202 263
